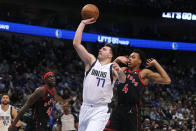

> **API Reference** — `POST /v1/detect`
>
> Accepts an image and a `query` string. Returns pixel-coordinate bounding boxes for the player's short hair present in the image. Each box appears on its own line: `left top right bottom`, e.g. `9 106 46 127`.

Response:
1 92 9 98
133 49 146 69
104 44 116 61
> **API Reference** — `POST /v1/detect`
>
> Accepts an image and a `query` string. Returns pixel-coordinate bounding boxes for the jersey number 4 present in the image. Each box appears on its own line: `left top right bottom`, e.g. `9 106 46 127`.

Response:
122 84 128 93
96 77 105 88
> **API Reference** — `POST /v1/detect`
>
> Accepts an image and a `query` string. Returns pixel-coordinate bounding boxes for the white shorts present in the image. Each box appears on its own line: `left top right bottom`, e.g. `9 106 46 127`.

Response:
78 103 110 131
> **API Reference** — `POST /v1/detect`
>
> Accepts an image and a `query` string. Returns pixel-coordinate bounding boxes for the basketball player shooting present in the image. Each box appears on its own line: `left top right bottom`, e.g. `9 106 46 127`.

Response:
73 17 126 131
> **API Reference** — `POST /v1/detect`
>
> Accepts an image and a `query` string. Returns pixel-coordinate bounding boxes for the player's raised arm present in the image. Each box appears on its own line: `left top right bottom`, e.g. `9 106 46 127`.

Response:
114 56 129 65
73 18 96 68
142 58 171 84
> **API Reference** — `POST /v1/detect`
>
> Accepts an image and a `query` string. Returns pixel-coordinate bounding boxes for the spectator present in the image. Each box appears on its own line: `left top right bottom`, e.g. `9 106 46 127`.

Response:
57 101 78 131
150 107 161 121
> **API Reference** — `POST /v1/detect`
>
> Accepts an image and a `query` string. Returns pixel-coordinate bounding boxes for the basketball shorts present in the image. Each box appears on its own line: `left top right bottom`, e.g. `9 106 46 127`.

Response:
78 103 110 131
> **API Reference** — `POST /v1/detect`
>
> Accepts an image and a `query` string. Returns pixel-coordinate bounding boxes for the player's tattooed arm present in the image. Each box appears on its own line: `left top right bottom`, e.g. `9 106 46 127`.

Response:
113 62 126 83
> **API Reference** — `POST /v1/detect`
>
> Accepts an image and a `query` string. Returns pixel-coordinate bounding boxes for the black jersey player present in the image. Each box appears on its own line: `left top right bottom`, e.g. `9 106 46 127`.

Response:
104 49 171 131
8 72 65 131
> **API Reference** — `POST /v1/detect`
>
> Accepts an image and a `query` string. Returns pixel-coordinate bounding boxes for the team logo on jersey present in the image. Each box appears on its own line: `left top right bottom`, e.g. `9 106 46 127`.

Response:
91 69 107 78
127 75 138 87
0 116 10 126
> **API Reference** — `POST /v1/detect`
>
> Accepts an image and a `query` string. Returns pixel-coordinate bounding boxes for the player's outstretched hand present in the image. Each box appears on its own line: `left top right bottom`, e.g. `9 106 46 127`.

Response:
82 18 96 25
113 62 121 72
146 58 158 68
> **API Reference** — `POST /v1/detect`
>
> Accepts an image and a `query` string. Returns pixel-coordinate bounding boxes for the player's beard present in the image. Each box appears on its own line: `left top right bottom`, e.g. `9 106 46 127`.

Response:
98 54 105 61
2 101 9 105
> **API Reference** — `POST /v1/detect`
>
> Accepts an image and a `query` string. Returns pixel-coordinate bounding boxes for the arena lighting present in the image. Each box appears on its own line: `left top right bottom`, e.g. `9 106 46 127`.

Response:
0 21 196 51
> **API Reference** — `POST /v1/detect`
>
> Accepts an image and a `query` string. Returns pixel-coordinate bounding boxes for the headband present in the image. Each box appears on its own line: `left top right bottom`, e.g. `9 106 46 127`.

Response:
43 72 54 79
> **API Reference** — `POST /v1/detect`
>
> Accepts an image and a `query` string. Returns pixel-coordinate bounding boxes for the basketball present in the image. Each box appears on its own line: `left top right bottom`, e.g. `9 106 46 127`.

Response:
81 4 99 20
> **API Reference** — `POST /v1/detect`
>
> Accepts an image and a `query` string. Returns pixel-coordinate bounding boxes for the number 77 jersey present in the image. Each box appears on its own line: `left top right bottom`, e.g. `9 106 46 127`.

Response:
83 60 114 105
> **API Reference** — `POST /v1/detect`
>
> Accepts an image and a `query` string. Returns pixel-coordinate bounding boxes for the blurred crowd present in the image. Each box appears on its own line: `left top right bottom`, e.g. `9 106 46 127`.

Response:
0 33 195 130
0 33 83 130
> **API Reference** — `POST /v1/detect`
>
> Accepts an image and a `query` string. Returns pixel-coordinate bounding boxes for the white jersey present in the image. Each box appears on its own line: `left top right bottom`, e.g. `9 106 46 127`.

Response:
83 60 114 105
59 114 76 131
0 105 12 131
